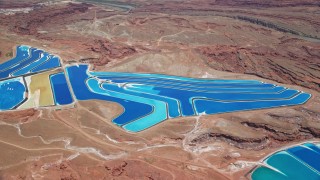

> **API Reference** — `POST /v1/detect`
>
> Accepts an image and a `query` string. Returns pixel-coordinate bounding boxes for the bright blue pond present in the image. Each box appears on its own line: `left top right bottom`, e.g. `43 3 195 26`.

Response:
66 65 153 127
102 83 180 118
0 78 26 110
32 56 61 73
13 53 50 76
50 72 73 105
124 84 298 116
87 78 167 132
194 93 310 115
287 145 320 172
0 45 31 71
99 77 275 92
95 76 271 88
90 71 262 84
302 143 320 154
0 45 62 80
65 65 311 132
0 45 311 132
251 142 320 180
124 82 286 93
0 49 43 79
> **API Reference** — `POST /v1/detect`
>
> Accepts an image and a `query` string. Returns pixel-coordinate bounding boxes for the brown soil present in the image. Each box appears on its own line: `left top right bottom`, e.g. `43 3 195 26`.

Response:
0 0 319 179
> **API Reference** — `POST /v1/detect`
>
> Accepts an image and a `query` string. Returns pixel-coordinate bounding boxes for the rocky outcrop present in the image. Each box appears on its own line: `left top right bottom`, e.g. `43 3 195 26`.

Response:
189 106 320 150
83 39 137 66
0 2 91 35
90 40 136 59
233 15 319 40
0 109 36 122
197 43 320 91
133 1 320 40
0 0 38 9
212 0 320 7
191 132 268 150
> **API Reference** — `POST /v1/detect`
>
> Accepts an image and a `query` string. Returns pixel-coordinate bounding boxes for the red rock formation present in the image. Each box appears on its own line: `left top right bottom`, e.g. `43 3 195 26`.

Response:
0 3 91 35
91 40 136 59
197 42 320 91
0 109 36 122
0 0 37 9
83 40 137 66
212 0 320 7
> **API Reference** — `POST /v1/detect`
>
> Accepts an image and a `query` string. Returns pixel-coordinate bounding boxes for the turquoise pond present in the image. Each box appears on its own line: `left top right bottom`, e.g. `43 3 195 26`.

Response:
251 142 320 180
0 45 313 132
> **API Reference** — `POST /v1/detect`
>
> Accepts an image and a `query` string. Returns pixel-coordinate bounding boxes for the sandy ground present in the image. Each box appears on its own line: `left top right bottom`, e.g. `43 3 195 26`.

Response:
0 0 319 179
19 69 61 109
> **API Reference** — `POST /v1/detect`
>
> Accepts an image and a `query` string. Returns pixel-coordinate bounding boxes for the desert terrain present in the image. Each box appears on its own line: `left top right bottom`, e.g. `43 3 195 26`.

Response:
0 0 319 179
